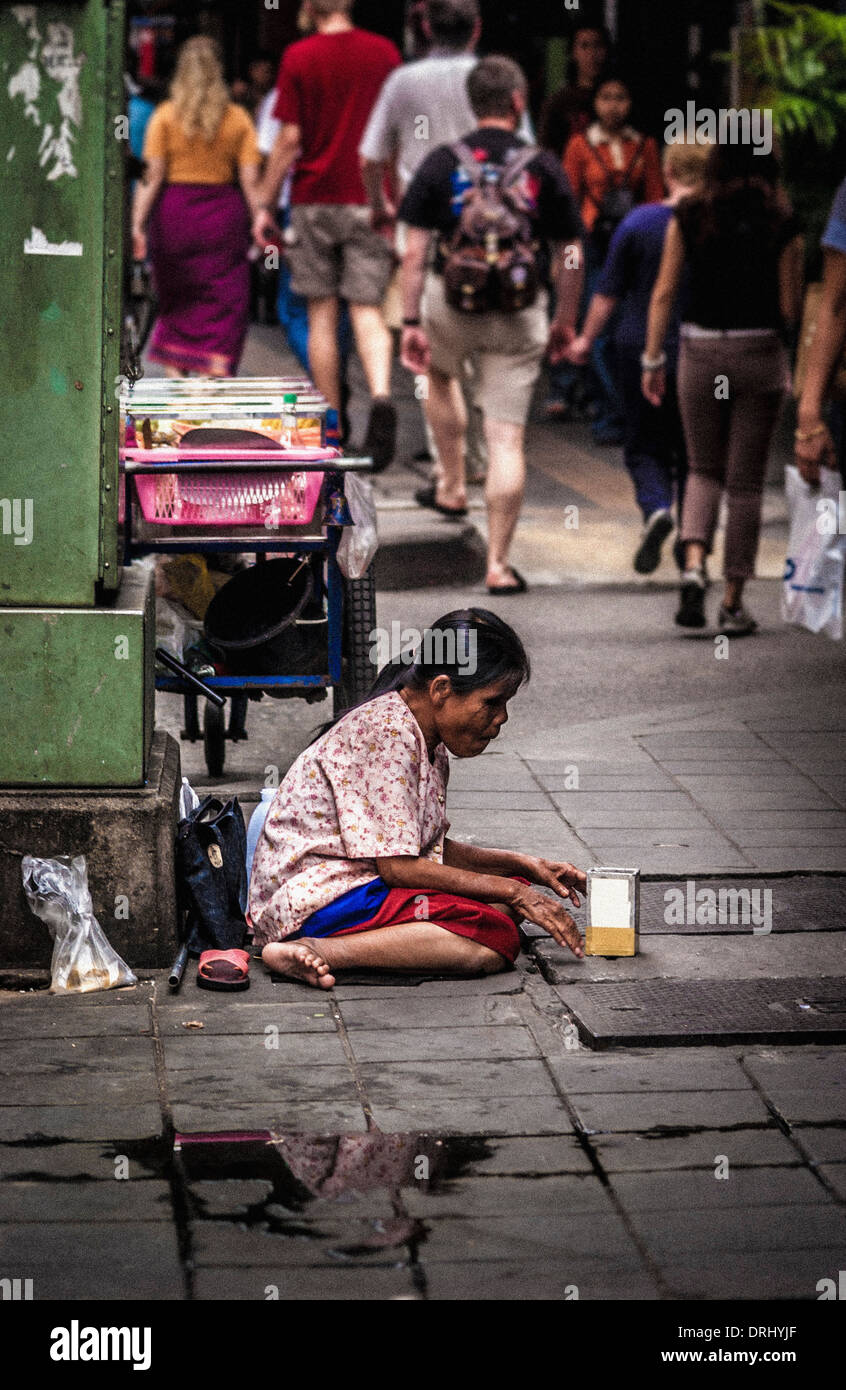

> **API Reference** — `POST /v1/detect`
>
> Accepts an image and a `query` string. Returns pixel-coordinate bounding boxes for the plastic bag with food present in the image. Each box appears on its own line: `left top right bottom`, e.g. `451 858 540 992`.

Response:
22 855 138 994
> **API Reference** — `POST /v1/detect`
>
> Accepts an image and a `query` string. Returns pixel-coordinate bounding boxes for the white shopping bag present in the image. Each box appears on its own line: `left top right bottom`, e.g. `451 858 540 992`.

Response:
782 465 846 640
337 474 379 580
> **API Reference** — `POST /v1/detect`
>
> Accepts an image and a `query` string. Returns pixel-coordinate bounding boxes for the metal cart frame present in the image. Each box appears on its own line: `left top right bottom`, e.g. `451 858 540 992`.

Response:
121 449 375 775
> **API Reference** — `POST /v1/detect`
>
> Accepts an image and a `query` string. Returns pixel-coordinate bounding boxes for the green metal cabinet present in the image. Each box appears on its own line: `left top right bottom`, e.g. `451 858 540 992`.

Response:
0 0 125 607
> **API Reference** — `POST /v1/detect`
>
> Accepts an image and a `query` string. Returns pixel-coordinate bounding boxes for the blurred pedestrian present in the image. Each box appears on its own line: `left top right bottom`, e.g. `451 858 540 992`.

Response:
564 73 664 444
794 175 846 485
252 0 401 471
538 20 612 423
132 37 263 377
399 56 584 594
360 0 495 492
539 21 612 162
566 140 710 574
643 144 804 635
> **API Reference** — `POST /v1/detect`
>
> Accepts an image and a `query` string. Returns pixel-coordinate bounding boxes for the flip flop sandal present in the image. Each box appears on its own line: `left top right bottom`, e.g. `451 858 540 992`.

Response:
197 948 250 992
486 568 528 595
414 484 468 518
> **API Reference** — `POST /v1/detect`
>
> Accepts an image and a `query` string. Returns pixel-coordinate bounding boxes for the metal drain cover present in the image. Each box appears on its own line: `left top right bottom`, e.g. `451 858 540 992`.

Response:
556 976 846 1049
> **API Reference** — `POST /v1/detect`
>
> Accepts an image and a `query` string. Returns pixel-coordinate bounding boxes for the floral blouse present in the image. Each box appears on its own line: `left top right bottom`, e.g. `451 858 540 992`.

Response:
249 692 450 944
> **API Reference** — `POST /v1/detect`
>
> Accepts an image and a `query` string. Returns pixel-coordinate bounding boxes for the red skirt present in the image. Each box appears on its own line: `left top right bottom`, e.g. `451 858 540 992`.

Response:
327 886 523 965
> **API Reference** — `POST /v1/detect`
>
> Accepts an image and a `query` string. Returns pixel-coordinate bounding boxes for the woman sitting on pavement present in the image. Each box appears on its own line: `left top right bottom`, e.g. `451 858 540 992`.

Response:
250 610 585 987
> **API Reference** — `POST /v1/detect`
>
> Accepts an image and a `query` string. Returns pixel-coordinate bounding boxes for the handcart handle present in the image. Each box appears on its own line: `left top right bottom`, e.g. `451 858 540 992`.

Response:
123 449 373 473
155 648 226 706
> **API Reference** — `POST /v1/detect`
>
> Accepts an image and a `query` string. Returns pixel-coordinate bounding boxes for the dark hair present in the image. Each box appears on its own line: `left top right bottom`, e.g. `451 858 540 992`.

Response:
467 54 528 120
426 0 479 49
593 68 631 100
313 608 529 742
566 21 612 86
688 142 784 247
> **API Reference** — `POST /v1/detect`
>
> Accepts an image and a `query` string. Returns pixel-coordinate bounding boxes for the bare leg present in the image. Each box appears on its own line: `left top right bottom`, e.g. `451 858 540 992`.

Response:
424 367 467 510
684 540 707 571
484 417 526 588
307 296 342 410
724 577 745 610
348 303 393 400
262 921 509 988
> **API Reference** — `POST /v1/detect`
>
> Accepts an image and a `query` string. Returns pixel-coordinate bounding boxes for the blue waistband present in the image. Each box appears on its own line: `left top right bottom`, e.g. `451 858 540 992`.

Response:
297 877 390 938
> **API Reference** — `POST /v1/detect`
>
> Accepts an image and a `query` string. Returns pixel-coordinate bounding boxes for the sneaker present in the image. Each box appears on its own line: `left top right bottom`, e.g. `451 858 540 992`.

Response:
363 398 397 473
634 509 674 575
717 604 758 636
675 568 707 628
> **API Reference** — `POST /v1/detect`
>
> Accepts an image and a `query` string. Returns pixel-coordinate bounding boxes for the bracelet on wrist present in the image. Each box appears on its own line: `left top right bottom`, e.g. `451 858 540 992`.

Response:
794 423 827 443
640 350 667 371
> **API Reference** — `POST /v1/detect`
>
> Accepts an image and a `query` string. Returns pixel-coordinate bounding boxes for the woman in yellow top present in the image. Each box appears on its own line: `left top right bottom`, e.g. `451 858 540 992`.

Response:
131 37 264 376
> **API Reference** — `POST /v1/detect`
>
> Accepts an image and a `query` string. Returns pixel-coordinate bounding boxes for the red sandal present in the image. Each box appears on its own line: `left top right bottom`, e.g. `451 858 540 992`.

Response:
197 948 250 992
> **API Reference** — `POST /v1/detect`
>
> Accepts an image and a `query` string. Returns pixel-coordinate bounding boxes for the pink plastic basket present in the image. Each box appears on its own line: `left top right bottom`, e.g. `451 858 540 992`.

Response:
133 468 324 527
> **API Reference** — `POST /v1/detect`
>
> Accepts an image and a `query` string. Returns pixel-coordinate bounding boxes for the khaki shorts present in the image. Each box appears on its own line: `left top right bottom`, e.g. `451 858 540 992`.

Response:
287 204 395 305
421 272 549 424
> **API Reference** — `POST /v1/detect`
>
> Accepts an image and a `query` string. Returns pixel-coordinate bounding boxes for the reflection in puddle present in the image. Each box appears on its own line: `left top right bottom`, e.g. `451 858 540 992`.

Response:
174 1129 491 1263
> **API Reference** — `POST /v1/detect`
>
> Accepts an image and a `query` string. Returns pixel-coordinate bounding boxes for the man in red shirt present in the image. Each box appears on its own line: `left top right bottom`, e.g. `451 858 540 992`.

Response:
253 1 401 469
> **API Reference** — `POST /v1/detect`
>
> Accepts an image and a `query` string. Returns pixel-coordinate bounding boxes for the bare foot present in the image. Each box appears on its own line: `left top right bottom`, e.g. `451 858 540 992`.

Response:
261 940 335 989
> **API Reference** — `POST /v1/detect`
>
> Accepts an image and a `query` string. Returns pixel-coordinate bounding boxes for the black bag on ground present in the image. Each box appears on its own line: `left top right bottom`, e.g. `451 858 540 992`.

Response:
441 140 541 314
175 796 248 955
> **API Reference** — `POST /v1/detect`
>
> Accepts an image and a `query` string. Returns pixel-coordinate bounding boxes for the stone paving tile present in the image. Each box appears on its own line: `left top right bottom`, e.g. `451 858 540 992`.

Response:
626 1203 846 1258
609 1166 829 1211
163 1034 348 1070
0 1141 144 1181
676 786 841 812
446 762 540 792
331 974 526 1000
0 1003 151 1039
416 1209 642 1263
733 829 846 846
337 995 523 1030
546 1052 753 1094
193 1265 418 1299
187 1178 274 1217
567 1089 773 1133
759 1089 846 1125
657 759 799 776
535 772 679 792
159 1002 337 1036
0 1221 183 1298
659 1250 833 1300
0 1178 173 1222
806 775 846 803
819 1165 846 1199
166 1067 360 1108
422 1257 659 1300
346 1025 540 1064
792 1127 846 1164
744 1051 846 1091
0 1105 163 1142
749 851 846 871
716 810 846 828
405 1173 615 1217
359 1057 556 1102
366 1096 574 1136
543 935 846 983
445 792 553 810
591 1128 802 1172
189 1211 398 1267
551 793 714 828
1 1071 159 1106
448 1135 593 1175
0 1036 156 1073
172 1102 367 1135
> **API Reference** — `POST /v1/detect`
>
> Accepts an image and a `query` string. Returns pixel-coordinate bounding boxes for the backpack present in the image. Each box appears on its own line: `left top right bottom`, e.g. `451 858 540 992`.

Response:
441 140 541 314
586 135 646 258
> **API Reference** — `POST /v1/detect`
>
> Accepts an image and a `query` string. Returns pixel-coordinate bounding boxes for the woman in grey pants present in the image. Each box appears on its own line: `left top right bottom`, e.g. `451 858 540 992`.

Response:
642 144 804 634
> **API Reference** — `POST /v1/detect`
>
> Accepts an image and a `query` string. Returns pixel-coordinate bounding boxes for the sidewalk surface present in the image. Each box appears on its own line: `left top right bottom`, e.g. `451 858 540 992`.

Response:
1 323 843 1302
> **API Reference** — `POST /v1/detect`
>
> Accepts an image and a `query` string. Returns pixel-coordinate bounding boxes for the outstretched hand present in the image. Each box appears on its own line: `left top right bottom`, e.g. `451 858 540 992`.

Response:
512 859 586 959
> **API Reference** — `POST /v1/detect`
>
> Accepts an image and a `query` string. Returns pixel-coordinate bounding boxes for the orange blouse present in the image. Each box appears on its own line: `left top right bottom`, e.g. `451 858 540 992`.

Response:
142 100 261 184
563 125 665 234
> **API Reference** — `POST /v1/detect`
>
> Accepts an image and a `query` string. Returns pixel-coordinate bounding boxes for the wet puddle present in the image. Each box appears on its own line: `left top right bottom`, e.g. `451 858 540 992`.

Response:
173 1129 491 1262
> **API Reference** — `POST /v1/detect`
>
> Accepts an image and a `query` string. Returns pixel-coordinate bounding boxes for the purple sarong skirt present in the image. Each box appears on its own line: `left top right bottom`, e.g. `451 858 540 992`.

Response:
147 183 251 376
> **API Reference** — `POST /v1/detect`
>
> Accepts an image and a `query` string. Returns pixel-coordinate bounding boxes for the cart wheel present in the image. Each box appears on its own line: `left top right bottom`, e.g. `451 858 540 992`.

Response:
203 698 226 776
334 568 377 716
